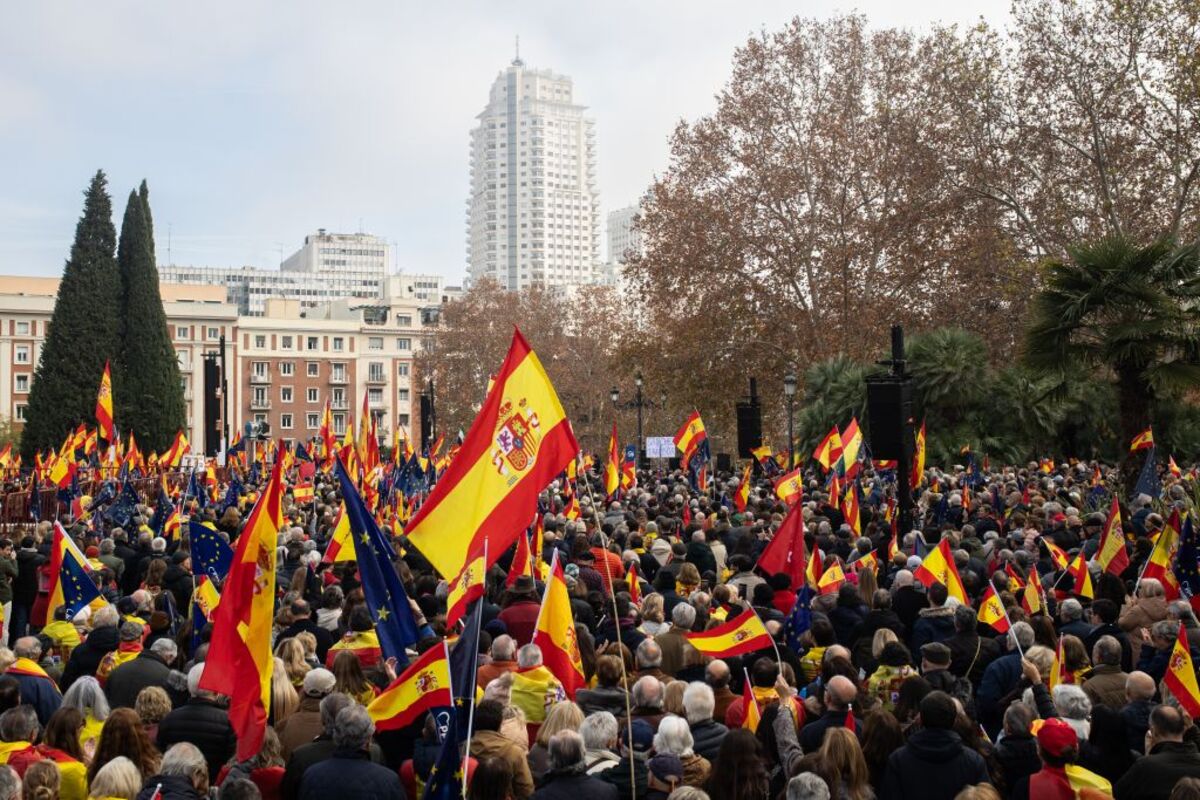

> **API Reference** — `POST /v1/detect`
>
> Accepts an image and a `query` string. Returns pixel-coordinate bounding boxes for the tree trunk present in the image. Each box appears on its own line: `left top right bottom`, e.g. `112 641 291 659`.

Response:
1117 367 1152 497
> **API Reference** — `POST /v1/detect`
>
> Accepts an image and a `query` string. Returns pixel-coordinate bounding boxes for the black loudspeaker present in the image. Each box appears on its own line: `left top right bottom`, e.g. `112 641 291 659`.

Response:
668 457 681 471
202 355 221 457
716 453 732 473
735 401 762 458
866 379 912 460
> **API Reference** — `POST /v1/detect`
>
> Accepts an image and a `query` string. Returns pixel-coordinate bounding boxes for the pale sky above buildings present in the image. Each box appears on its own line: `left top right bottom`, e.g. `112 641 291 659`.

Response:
0 1 1009 282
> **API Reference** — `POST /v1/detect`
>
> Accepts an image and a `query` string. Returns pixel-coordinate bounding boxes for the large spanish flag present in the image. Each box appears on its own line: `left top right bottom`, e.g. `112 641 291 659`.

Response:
368 643 452 731
1164 622 1200 717
198 455 283 761
913 538 966 603
685 609 772 658
95 361 115 445
674 411 708 469
1130 426 1155 452
604 423 620 498
812 425 843 472
733 463 752 512
910 421 927 490
532 551 586 696
405 329 578 580
1143 510 1182 600
1097 498 1129 576
774 467 803 506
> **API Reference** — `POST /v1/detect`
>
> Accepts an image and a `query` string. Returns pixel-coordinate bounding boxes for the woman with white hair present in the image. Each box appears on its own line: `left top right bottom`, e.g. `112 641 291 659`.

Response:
61 675 110 753
1051 684 1093 741
653 716 711 788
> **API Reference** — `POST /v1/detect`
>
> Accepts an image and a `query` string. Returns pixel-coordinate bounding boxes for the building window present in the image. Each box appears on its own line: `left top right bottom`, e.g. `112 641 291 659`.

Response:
368 363 385 382
307 337 319 351
14 404 27 421
177 350 190 370
175 326 190 340
333 413 346 434
252 386 267 406
332 337 344 352
254 335 266 349
207 327 220 339
281 387 293 403
307 361 319 377
397 363 410 377
281 335 293 350
395 315 412 326
14 375 28 394
368 337 383 351
254 413 267 424
395 337 411 351
14 346 29 365
332 387 346 407
398 413 409 427
307 388 319 403
368 388 383 404
306 413 319 429
280 413 293 430
398 388 410 402
15 322 29 336
280 362 294 377
331 363 347 382
251 361 268 379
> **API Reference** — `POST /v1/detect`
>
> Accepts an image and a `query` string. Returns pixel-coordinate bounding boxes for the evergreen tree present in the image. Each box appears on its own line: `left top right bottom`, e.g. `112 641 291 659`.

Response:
21 171 121 462
115 184 185 453
138 179 154 260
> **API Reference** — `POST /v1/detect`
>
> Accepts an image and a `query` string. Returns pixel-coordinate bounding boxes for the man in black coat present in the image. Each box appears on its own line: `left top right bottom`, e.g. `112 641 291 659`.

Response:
11 537 44 641
114 529 145 597
296 704 404 800
106 638 177 709
946 605 1000 686
881 691 992 800
851 589 906 666
156 664 236 781
60 605 120 691
1083 599 1135 673
282 693 386 800
528 729 617 800
1115 706 1200 800
277 598 335 664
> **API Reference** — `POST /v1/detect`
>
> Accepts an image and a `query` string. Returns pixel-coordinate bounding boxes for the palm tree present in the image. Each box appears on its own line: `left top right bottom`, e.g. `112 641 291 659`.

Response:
1023 236 1200 491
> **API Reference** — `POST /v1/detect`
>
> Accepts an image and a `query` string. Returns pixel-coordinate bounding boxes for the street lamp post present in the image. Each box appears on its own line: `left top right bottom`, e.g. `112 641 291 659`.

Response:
611 370 654 468
783 372 797 469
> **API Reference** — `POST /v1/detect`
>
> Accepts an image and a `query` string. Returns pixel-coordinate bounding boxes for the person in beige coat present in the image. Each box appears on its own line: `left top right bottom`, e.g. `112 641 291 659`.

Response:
1119 578 1169 634
469 699 535 799
1081 636 1129 711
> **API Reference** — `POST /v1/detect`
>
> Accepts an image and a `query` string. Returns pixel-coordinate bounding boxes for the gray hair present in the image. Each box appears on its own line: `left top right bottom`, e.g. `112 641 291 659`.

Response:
160 742 208 782
632 676 664 709
62 675 111 722
1052 684 1092 720
1169 600 1199 625
186 663 209 697
953 605 977 632
491 635 516 662
579 712 619 750
320 692 353 734
787 774 832 800
672 603 697 628
11 637 40 660
547 729 586 771
1010 621 1035 651
1093 635 1121 667
93 605 120 629
653 715 695 757
1152 619 1181 643
331 704 375 750
667 789 710 800
517 643 543 669
637 639 663 669
151 637 179 662
99 539 115 555
0 707 37 743
0 765 17 800
682 682 715 725
1060 598 1083 622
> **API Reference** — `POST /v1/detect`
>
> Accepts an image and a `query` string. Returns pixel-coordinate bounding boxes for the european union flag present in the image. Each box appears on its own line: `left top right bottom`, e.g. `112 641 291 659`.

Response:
1134 447 1161 500
784 586 814 653
226 437 246 456
1177 516 1200 606
105 481 140 530
189 522 233 583
187 469 207 508
29 473 40 522
422 601 481 799
335 459 419 664
219 476 242 515
151 487 174 535
60 549 101 616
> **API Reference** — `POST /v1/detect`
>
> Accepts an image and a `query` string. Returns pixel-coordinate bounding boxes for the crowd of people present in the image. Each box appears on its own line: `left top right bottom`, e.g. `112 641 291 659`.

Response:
0 456 1195 800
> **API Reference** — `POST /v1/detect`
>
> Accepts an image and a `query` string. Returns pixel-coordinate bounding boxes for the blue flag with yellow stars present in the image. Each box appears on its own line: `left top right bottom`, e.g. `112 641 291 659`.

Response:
422 600 481 799
60 546 102 616
784 586 814 653
188 521 233 583
335 459 419 664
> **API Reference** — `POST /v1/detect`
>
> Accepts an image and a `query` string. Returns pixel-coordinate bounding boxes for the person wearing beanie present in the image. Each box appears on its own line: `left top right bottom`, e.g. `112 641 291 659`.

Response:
96 620 145 686
277 668 336 758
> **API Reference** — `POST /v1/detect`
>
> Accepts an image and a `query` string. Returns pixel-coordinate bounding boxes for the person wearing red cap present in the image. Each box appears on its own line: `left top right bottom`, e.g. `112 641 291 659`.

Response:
1013 717 1111 800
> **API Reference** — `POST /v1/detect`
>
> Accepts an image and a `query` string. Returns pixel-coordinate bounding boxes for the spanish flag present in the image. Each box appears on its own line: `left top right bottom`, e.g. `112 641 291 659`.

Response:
1067 552 1093 599
774 467 803 506
1097 498 1129 576
198 456 283 761
910 421 926 490
193 575 220 620
750 445 773 467
741 673 761 733
162 430 190 469
626 562 642 604
977 584 1010 633
817 561 846 595
1130 426 1155 452
446 550 486 629
321 504 354 564
812 425 843 472
95 361 115 445
850 551 878 574
292 482 314 505
505 532 534 588
841 483 861 536
806 547 824 590
404 329 578 581
368 643 452 731
913 538 966 603
604 423 621 499
1170 455 1184 479
532 551 586 696
1143 510 1182 600
685 609 771 658
530 515 546 582
1049 637 1067 690
674 411 708 470
1164 622 1200 717
1040 537 1070 571
837 418 863 478
1022 568 1045 615
733 464 752 513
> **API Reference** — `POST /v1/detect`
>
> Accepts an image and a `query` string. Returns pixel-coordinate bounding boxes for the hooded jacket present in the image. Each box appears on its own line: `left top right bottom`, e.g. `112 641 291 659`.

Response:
880 727 991 800
910 605 957 653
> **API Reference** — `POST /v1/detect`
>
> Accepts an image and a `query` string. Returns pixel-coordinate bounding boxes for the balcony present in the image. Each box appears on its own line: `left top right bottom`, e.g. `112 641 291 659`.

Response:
250 398 271 411
331 400 349 411
328 373 348 385
366 372 386 385
250 372 271 384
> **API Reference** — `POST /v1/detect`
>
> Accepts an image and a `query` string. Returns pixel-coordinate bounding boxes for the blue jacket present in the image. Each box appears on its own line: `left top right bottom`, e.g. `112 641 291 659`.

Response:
298 748 406 800
11 672 61 725
910 606 957 654
978 650 1022 731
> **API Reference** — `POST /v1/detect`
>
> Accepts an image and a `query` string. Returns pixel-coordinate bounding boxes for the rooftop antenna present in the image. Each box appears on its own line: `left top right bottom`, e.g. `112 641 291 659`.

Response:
513 35 523 67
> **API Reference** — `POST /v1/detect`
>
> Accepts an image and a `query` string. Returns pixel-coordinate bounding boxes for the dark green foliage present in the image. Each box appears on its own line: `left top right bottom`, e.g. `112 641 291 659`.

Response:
138 179 154 261
115 184 185 453
21 171 121 461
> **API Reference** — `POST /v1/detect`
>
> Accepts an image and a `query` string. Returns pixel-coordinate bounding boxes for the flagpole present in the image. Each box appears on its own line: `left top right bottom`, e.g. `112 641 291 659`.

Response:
749 601 783 668
460 538 487 800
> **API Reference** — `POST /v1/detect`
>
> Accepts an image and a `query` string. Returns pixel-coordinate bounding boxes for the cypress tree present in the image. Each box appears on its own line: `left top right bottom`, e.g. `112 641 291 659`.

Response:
138 179 154 260
21 171 122 462
115 184 185 453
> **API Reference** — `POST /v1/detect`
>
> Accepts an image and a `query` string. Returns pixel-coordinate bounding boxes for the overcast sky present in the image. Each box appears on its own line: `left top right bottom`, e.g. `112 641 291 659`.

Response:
0 1 1009 283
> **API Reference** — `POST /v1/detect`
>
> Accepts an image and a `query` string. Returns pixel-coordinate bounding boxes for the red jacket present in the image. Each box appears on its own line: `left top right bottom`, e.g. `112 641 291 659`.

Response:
497 599 541 645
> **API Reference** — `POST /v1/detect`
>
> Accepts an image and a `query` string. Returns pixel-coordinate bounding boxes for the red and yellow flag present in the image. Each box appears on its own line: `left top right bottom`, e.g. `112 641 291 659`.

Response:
734 464 752 513
95 361 115 445
674 412 708 470
685 609 772 658
817 561 847 595
774 468 803 506
162 430 190 469
321 505 354 564
977 584 1011 633
604 423 621 499
841 483 861 536
367 643 452 731
910 421 927 490
1165 623 1200 717
532 552 586 696
1068 552 1093 599
812 425 843 472
404 329 578 580
1143 510 1182 600
913 538 966 603
506 532 534 588
626 562 641 604
1130 426 1155 452
1022 568 1045 616
446 550 486 629
1097 498 1129 576
198 456 284 761
1049 637 1067 690
1040 537 1070 571
741 674 761 733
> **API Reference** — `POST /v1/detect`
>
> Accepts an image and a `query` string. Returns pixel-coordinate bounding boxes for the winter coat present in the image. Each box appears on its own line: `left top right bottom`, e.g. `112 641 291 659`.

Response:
946 632 1001 686
1118 596 1168 634
576 685 630 717
298 747 405 800
689 719 728 761
279 736 386 800
1081 664 1129 711
470 729 534 799
880 728 992 800
532 769 619 800
12 549 44 605
800 709 862 752
135 775 202 800
155 697 236 780
828 601 867 647
851 609 906 667
276 696 325 757
498 599 542 645
992 732 1040 798
655 625 700 676
893 586 928 632
105 649 172 709
1114 740 1200 800
909 605 956 653
978 651 1023 732
59 623 119 691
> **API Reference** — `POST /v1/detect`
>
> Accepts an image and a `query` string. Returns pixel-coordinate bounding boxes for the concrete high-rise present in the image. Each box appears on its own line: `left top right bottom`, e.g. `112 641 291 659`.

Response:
467 56 602 290
607 205 643 264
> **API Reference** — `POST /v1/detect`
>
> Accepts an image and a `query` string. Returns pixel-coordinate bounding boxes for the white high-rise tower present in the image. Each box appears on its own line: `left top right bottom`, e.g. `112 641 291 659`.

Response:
467 54 601 290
